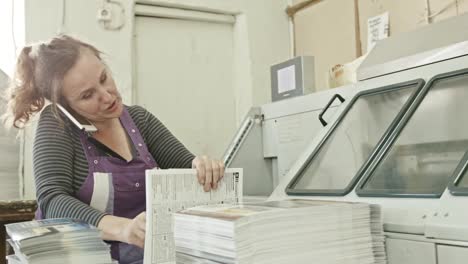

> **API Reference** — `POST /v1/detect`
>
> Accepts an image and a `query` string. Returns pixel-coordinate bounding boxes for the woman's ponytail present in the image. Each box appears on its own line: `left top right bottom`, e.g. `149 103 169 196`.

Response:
3 45 45 128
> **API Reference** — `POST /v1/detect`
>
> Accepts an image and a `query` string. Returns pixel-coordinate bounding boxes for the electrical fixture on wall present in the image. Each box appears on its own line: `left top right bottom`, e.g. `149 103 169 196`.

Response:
97 0 125 31
97 6 112 22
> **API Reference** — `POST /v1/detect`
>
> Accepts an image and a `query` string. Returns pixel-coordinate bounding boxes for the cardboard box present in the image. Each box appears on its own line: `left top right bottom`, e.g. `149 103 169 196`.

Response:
430 0 458 23
458 0 468 14
293 0 359 91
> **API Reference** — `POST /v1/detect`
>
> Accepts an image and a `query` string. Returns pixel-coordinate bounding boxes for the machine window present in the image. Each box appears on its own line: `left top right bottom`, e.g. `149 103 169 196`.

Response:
360 73 468 196
287 81 422 195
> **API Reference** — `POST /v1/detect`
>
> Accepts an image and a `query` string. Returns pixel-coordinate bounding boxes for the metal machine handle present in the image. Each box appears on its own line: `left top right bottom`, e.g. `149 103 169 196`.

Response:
318 94 345 127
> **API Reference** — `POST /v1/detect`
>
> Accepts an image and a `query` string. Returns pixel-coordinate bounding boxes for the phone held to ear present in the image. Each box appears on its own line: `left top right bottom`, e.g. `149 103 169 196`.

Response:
56 104 98 132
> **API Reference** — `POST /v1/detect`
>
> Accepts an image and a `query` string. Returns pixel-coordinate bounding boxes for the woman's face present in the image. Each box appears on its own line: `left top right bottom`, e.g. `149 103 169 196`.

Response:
61 48 123 124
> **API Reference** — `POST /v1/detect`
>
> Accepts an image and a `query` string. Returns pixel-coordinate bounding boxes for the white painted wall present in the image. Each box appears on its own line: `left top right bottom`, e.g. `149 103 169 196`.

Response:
20 0 291 198
0 0 25 76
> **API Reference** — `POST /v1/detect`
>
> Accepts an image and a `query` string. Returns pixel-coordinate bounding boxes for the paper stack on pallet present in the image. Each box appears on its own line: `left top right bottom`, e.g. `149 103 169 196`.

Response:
174 199 385 264
5 218 114 264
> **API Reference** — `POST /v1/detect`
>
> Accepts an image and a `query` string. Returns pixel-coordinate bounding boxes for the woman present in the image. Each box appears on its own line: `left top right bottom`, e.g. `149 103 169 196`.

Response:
3 35 224 264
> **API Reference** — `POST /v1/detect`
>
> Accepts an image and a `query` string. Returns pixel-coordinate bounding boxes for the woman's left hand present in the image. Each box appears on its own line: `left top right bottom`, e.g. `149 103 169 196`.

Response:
192 156 225 192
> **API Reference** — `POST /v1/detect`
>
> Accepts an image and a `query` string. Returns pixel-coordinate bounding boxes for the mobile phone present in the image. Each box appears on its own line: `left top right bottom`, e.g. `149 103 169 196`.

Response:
56 104 98 132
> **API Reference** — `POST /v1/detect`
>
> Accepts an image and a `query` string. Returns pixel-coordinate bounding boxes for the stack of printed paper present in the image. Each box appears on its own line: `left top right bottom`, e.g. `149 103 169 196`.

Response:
144 168 243 264
173 199 386 264
6 218 113 264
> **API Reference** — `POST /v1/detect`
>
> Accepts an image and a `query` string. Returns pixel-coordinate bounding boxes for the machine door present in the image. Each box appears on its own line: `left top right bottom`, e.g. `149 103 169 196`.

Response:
286 79 424 196
357 68 468 198
134 7 237 158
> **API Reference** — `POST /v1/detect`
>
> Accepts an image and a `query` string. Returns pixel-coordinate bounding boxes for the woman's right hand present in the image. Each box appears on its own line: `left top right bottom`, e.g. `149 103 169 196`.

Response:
98 212 146 248
120 212 146 248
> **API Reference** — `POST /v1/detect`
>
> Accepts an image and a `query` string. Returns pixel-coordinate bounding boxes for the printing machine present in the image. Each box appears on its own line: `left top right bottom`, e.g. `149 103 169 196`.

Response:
223 13 468 264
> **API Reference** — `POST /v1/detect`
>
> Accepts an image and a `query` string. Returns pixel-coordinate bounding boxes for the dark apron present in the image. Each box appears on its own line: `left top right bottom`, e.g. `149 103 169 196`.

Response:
37 107 158 264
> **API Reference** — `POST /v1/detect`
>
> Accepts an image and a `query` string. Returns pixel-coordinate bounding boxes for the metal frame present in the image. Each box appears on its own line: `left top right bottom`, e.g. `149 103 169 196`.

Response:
285 79 425 196
222 108 260 167
448 151 468 196
134 4 236 24
357 68 468 198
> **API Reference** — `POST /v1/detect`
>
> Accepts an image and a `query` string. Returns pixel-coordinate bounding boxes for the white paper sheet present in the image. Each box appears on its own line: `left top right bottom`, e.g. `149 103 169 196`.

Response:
367 12 389 52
